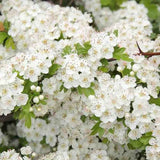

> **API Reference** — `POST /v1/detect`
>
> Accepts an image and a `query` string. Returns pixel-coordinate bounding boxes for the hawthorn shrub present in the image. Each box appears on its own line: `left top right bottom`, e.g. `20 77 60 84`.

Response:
0 0 160 160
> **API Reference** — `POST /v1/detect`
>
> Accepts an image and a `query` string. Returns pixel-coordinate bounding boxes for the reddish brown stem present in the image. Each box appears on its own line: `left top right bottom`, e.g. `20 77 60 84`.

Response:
108 58 116 62
135 42 160 56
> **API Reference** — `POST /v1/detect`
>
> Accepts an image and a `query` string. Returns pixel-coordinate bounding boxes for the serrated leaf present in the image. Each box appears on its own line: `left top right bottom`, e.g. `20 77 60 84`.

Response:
62 45 72 56
98 66 109 73
139 136 151 145
49 63 61 76
91 121 101 130
113 46 133 62
98 127 105 138
90 115 100 121
100 58 109 66
5 37 16 50
83 41 92 50
75 41 91 56
0 32 8 44
128 139 143 149
149 97 160 106
78 86 95 97
90 122 101 135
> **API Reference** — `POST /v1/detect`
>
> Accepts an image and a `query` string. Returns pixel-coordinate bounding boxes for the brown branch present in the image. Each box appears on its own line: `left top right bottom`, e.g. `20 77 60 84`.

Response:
0 114 13 122
107 42 160 62
135 42 160 56
107 58 116 62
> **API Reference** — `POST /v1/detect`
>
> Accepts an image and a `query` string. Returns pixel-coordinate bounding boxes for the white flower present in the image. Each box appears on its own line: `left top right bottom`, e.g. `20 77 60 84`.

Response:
100 108 117 123
14 94 28 106
1 96 16 111
20 146 32 155
128 129 141 140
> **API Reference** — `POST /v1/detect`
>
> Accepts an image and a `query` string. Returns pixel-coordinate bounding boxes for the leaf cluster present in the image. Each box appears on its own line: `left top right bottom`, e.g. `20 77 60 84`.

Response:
128 132 153 150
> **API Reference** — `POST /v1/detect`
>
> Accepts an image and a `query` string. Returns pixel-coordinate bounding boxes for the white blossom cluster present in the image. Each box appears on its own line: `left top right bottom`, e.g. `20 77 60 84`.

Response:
0 0 93 115
16 98 138 160
0 148 32 160
0 0 160 160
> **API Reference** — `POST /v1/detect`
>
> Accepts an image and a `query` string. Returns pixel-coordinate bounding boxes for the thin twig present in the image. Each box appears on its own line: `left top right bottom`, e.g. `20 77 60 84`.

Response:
107 58 116 62
135 42 160 56
108 42 160 62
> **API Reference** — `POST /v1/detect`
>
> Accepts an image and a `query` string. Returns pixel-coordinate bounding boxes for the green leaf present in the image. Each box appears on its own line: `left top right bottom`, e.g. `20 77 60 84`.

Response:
77 86 95 97
100 0 127 10
62 45 72 56
91 121 101 130
19 138 28 146
60 84 68 92
98 66 109 73
113 46 133 62
18 112 26 120
40 100 47 105
23 103 31 113
102 138 109 144
49 63 61 76
90 115 100 121
40 137 46 145
0 32 8 44
128 139 143 149
3 20 10 31
56 31 65 41
90 121 101 135
75 41 91 56
121 67 131 76
25 113 32 128
140 0 160 20
108 128 115 134
100 0 111 6
83 41 92 50
98 127 105 138
5 36 16 50
139 136 151 145
100 58 109 66
113 29 118 37
128 132 152 150
149 97 160 106
81 115 87 123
